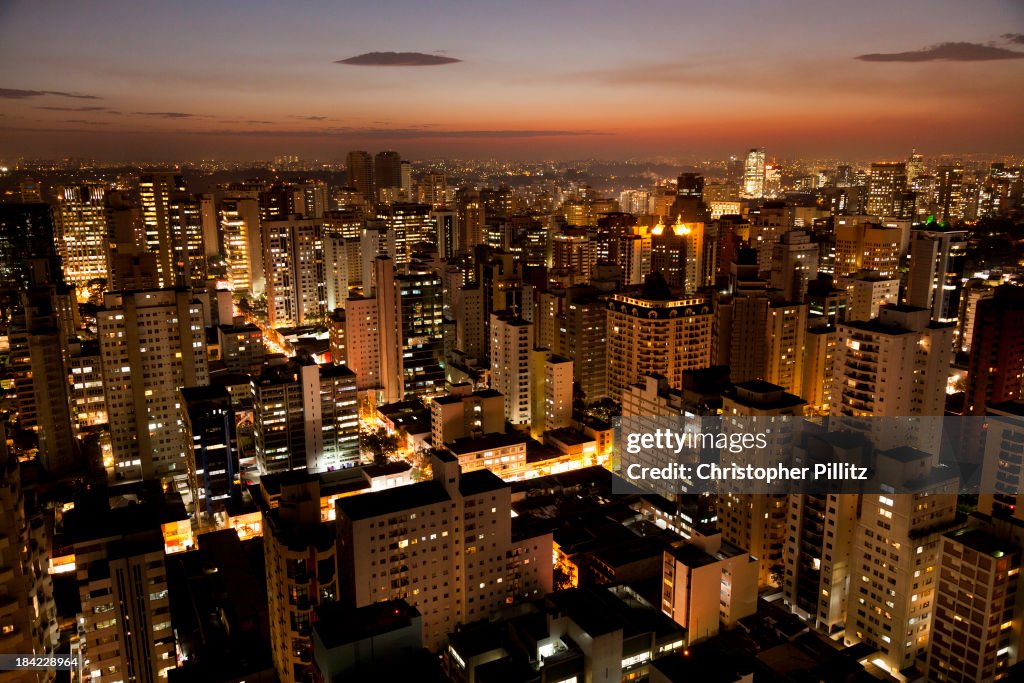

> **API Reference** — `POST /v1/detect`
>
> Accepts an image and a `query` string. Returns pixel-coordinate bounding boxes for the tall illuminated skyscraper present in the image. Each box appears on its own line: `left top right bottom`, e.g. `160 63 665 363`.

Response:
218 195 262 295
833 220 901 278
719 381 806 587
98 289 209 482
398 268 446 398
907 150 925 183
419 172 447 208
926 516 1024 682
263 217 326 328
866 162 908 216
456 189 486 253
490 313 533 425
606 273 713 403
935 164 965 222
376 202 432 269
138 172 207 289
650 217 704 295
742 148 766 198
374 256 404 405
54 184 109 297
844 448 959 677
831 305 953 423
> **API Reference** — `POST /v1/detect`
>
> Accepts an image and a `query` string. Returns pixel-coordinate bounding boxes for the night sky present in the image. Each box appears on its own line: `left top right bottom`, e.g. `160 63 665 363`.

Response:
1 0 1022 161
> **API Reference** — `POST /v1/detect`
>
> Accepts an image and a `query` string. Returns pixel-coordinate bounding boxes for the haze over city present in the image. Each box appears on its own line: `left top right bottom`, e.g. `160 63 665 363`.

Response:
1 0 1023 160
5 2 1024 683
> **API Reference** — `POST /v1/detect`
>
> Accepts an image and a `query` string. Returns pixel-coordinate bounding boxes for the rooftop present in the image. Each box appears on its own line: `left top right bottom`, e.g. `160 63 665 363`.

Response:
445 432 527 455
314 600 420 649
336 481 450 521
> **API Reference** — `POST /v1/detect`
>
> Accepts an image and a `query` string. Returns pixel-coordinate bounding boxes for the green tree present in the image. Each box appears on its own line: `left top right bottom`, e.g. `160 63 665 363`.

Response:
361 428 401 466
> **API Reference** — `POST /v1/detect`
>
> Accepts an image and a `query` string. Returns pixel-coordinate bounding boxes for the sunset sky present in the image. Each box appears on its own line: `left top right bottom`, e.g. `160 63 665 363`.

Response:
1 0 1022 161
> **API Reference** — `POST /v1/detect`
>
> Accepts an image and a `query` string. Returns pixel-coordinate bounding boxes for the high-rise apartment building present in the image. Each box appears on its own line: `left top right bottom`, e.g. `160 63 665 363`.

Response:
398 268 446 398
376 202 432 269
181 386 236 522
742 148 766 199
456 190 485 253
719 381 806 587
63 496 179 683
832 305 953 418
373 256 404 404
430 389 505 446
253 358 359 475
420 172 447 208
906 228 967 323
650 217 704 294
770 229 819 301
714 255 770 385
783 433 870 634
0 435 58 679
935 165 965 222
838 270 901 322
802 323 837 416
346 151 375 204
661 535 759 643
218 195 262 294
374 151 402 196
13 284 78 473
98 289 209 482
765 301 808 396
263 217 326 328
490 313 533 425
926 514 1024 682
264 476 338 683
964 285 1024 416
606 274 712 403
138 173 207 289
343 294 381 391
867 162 908 216
528 349 573 439
335 452 553 650
54 184 109 297
0 203 63 308
833 220 901 278
845 447 960 677
978 400 1024 520
215 323 265 374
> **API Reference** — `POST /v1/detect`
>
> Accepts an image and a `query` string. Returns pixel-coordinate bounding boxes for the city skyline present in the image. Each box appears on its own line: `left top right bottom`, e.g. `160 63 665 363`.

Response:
1 0 1024 161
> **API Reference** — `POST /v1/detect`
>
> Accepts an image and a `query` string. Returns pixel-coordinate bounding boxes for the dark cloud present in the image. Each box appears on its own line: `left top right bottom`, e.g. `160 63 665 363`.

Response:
1004 34 1024 45
0 88 100 100
290 115 328 121
134 111 197 118
335 51 461 66
856 42 1024 62
66 119 110 125
35 105 110 112
0 125 608 141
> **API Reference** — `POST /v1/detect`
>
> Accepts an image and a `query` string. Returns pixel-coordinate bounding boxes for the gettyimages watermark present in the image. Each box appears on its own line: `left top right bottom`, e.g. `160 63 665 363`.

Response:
611 414 1022 496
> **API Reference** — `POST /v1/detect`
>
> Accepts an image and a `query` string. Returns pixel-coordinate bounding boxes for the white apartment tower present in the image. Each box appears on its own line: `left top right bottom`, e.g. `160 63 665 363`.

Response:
98 289 208 483
490 314 533 425
335 453 552 650
845 447 959 678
